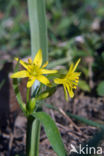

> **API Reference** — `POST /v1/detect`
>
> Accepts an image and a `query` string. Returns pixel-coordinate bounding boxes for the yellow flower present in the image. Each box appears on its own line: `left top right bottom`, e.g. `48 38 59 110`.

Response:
11 49 57 88
54 59 80 100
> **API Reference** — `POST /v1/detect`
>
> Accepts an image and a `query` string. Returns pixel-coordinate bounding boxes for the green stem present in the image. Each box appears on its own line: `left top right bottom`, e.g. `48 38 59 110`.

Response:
26 116 40 156
26 88 30 111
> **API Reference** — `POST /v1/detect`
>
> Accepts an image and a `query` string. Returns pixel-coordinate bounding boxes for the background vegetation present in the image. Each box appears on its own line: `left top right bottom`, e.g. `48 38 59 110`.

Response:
0 0 104 96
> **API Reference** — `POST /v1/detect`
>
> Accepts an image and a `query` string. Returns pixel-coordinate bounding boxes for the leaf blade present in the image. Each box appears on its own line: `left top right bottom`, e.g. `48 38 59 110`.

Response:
32 112 67 156
27 0 48 62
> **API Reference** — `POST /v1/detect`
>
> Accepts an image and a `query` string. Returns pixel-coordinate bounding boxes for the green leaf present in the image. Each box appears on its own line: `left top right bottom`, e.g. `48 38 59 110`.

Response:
12 62 26 114
32 112 67 156
13 79 26 114
28 0 48 94
29 98 36 113
26 117 40 156
57 17 71 32
67 112 104 129
78 80 90 92
27 0 48 63
97 81 104 96
81 67 89 77
48 57 71 68
36 87 56 100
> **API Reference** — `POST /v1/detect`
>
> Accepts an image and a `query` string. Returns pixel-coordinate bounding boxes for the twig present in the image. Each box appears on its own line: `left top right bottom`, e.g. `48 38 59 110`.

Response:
57 122 89 140
58 108 82 133
50 109 56 121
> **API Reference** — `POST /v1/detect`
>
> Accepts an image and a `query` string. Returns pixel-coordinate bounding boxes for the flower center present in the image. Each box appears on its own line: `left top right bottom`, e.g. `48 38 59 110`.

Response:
28 64 41 76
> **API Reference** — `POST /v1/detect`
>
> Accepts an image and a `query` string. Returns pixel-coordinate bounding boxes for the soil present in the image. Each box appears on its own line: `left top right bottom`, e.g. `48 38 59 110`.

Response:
0 63 104 156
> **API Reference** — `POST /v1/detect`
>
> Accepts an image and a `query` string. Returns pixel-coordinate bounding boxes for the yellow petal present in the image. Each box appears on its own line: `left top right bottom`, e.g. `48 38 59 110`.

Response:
20 60 28 69
66 84 74 98
54 78 63 84
41 69 58 74
64 85 68 101
67 73 80 81
28 58 32 64
27 78 36 88
15 57 19 61
72 59 80 72
37 75 51 87
70 89 74 98
33 49 42 67
10 70 29 78
72 72 80 77
68 63 74 74
15 57 28 70
42 61 48 68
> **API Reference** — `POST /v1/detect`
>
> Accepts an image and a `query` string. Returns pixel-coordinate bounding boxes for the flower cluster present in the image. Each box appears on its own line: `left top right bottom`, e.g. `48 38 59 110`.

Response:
11 49 80 100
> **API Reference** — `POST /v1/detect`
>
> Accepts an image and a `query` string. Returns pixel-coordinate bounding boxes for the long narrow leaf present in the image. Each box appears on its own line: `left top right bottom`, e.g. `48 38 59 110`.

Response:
32 112 67 156
12 62 26 114
27 0 48 62
26 117 40 156
67 112 104 129
12 79 26 114
48 57 71 68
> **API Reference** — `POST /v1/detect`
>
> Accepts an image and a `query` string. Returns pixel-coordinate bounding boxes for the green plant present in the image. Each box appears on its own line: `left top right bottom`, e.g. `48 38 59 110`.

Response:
10 1 81 156
9 0 104 156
